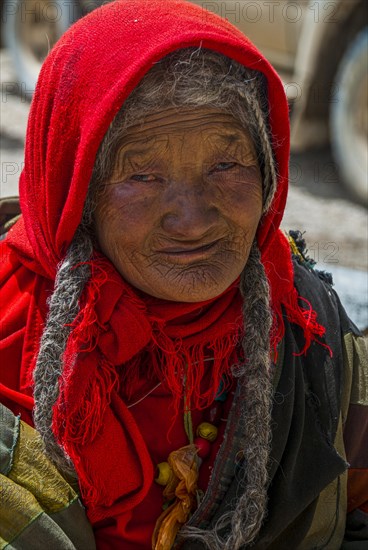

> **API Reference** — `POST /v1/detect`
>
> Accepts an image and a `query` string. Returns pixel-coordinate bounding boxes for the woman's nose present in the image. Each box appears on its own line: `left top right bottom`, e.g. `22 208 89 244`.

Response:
160 184 219 240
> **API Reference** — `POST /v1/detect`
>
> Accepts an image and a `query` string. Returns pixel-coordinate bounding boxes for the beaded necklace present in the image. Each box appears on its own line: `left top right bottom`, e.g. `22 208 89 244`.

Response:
152 367 229 550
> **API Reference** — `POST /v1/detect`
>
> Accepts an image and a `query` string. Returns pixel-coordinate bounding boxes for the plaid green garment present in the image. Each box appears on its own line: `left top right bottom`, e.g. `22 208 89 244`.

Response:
0 403 96 550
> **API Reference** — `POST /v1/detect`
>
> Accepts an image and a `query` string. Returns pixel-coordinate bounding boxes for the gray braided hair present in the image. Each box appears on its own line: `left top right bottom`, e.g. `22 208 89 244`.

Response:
33 47 276 547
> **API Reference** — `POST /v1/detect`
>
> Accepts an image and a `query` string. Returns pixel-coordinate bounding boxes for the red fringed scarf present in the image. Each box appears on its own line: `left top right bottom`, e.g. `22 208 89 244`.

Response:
54 253 243 450
0 0 329 526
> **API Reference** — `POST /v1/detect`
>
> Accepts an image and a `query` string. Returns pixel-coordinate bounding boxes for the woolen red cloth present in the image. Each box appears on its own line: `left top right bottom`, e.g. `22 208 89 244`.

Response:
0 0 327 545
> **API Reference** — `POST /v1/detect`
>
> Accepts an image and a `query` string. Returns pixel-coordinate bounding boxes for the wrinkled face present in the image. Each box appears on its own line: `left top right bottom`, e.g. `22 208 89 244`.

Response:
94 107 263 302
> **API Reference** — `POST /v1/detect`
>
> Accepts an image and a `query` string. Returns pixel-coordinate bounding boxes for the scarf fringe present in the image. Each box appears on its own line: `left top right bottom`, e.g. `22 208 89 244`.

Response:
55 284 330 452
54 353 118 446
271 287 332 360
151 323 238 413
118 321 240 419
54 261 118 447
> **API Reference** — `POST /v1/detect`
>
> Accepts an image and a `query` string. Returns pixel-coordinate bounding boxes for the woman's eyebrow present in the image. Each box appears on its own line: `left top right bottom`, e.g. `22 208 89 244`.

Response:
206 133 256 155
218 133 243 143
114 152 151 174
204 130 251 146
118 134 169 154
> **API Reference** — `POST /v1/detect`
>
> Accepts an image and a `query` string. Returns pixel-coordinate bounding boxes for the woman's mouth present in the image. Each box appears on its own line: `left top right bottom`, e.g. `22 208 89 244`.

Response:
157 239 221 262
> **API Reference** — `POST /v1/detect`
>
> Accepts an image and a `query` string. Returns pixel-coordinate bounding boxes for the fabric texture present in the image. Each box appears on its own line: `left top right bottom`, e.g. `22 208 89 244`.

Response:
0 403 95 550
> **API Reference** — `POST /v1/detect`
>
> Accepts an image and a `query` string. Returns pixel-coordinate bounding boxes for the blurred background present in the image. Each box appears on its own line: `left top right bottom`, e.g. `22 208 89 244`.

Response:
1 0 367 329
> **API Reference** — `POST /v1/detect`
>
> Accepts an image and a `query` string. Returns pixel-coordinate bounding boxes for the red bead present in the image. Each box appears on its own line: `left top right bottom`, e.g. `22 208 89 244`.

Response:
204 401 223 425
194 437 211 459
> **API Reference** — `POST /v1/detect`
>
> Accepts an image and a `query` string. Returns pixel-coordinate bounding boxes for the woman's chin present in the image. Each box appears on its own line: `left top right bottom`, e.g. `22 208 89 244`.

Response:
135 268 239 302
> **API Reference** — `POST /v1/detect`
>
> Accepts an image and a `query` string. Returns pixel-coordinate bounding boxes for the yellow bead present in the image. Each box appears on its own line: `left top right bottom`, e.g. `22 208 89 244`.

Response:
155 462 173 486
196 422 218 442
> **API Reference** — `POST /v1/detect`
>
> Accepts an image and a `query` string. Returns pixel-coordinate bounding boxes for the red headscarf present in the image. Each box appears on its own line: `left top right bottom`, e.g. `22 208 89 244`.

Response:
0 0 326 526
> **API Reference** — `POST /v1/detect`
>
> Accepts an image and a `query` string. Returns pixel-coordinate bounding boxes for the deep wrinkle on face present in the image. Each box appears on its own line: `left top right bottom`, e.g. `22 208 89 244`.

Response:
94 107 263 302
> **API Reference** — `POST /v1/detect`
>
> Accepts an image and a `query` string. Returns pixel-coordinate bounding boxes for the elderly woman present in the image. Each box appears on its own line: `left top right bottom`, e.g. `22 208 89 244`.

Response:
0 1 367 549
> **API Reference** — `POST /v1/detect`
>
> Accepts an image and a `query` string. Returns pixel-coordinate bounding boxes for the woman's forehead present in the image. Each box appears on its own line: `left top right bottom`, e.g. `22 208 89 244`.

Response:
117 106 254 146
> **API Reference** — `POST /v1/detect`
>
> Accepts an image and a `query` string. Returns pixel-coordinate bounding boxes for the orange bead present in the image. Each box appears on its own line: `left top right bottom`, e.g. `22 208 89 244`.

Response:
196 422 218 442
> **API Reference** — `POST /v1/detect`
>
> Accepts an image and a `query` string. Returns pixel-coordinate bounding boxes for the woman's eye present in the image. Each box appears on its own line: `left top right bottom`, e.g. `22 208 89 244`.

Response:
212 162 236 172
130 174 157 182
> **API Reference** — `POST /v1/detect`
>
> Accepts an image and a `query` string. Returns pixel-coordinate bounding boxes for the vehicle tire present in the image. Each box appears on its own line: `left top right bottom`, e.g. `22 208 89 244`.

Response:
330 28 368 207
3 0 81 97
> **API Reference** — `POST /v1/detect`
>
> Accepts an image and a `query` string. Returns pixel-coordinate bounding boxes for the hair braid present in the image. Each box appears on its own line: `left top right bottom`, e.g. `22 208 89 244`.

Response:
240 75 278 212
33 225 94 474
227 241 273 547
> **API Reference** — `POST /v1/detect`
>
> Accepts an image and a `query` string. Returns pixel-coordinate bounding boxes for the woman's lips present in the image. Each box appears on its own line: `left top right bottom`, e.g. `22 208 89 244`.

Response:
157 239 221 261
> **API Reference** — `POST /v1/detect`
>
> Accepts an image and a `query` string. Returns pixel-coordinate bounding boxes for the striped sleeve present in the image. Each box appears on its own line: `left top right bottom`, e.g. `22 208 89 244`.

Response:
0 403 96 550
341 329 368 544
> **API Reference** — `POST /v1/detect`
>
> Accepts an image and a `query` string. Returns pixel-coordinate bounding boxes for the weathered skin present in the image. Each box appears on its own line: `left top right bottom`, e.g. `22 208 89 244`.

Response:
94 107 263 302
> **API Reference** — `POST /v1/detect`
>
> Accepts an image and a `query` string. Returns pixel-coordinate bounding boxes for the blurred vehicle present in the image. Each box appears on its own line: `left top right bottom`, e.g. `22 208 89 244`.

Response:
1 0 367 205
1 0 90 88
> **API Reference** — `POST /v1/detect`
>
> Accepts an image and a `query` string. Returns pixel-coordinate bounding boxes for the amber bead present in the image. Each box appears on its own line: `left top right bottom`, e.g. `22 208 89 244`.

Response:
155 462 173 486
194 437 211 459
204 401 223 425
196 422 218 442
